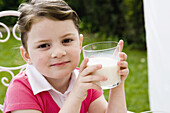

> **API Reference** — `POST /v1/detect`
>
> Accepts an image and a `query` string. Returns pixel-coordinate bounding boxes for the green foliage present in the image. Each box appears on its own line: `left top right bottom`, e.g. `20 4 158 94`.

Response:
124 48 149 112
0 0 27 11
0 35 25 112
0 0 27 26
67 0 145 50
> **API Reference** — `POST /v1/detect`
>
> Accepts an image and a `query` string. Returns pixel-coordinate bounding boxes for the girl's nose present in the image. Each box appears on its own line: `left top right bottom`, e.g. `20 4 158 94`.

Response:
51 47 66 58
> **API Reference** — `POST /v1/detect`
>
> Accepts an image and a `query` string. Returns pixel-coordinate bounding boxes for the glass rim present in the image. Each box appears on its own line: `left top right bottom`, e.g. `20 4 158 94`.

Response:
82 41 119 52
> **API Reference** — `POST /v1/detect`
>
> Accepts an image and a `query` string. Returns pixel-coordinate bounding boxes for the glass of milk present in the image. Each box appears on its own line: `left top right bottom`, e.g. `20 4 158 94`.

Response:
82 41 120 89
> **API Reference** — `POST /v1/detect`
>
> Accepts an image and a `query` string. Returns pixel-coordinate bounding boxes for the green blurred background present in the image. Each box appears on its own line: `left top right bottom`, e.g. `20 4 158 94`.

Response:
0 0 149 112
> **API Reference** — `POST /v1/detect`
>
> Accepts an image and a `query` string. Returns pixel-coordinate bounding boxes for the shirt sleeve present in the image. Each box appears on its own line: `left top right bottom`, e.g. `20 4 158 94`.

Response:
3 76 42 113
90 89 103 103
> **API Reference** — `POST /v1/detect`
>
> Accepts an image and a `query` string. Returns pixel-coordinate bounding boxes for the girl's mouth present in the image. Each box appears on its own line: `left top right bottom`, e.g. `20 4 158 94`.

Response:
50 61 70 66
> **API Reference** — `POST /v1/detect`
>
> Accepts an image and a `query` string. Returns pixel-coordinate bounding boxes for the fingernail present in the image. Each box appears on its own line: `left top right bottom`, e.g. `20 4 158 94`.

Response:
120 58 124 61
117 62 120 66
118 70 121 73
120 54 123 57
104 77 108 80
97 64 102 68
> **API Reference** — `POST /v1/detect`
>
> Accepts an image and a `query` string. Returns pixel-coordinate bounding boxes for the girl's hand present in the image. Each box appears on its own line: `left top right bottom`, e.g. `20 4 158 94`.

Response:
118 52 129 82
70 58 107 102
117 40 129 82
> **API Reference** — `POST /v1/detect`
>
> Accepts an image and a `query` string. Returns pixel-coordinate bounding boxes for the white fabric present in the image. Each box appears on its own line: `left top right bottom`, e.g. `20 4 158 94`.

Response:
25 64 79 108
143 0 170 111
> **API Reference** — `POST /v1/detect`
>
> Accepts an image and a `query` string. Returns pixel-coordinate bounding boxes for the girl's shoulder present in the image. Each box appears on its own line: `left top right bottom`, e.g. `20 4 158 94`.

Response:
5 71 33 98
3 71 43 112
10 71 31 89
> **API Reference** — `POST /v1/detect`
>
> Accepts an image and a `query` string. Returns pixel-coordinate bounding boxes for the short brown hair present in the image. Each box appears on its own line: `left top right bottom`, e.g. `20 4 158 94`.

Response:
17 0 80 50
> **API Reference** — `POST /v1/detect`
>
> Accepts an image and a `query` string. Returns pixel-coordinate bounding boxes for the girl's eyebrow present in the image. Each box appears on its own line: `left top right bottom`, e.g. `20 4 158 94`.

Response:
60 33 76 38
35 40 50 44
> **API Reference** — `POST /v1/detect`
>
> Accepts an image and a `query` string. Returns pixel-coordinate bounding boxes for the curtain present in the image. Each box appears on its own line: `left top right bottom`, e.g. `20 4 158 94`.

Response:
143 0 170 111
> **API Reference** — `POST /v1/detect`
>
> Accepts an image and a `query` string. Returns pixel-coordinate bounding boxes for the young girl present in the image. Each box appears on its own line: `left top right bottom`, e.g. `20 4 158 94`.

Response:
3 0 129 113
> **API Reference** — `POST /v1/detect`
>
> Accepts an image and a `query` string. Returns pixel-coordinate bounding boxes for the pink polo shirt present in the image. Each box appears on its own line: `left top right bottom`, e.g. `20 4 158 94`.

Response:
3 66 103 113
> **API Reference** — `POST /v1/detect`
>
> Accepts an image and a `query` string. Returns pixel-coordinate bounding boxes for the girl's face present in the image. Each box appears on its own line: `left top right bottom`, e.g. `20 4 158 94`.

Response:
21 18 82 79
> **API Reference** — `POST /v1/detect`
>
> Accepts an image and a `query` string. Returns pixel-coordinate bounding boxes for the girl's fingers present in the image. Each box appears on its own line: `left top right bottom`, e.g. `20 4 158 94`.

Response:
113 40 124 56
119 52 127 61
79 58 89 73
118 40 124 52
80 74 107 83
119 68 129 76
80 64 102 77
117 61 128 69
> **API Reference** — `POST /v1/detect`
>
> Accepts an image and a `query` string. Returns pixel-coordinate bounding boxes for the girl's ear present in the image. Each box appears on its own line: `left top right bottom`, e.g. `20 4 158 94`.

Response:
80 34 83 49
20 46 32 65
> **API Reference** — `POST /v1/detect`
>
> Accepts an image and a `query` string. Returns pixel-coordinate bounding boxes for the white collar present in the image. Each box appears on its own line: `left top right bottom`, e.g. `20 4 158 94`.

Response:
25 64 78 95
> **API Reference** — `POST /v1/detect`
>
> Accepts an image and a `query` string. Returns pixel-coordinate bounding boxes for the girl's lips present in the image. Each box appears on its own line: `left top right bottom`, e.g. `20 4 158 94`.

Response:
51 61 70 66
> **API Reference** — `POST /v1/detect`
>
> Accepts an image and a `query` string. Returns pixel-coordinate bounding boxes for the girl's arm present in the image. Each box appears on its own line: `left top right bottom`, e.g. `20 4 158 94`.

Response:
88 94 108 113
106 83 127 113
88 84 127 113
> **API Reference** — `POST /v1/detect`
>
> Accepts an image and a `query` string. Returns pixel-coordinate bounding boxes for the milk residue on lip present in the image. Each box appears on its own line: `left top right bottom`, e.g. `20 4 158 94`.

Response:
87 57 120 87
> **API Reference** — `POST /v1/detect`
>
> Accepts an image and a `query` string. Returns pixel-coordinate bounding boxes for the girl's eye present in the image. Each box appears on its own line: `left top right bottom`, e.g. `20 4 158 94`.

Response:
38 44 50 48
62 39 73 43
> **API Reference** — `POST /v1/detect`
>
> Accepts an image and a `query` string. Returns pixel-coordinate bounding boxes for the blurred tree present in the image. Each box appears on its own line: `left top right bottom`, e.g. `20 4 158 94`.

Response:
124 0 145 49
0 0 26 11
67 0 145 49
0 0 27 26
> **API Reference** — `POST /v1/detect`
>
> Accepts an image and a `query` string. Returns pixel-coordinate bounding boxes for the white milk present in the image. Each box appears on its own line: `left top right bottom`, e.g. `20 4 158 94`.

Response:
87 57 120 89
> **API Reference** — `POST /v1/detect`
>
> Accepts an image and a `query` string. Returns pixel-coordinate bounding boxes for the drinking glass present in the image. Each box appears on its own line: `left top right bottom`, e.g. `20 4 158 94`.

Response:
82 41 120 89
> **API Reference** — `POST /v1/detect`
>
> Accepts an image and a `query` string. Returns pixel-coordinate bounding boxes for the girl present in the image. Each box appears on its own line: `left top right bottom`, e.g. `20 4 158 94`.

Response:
3 0 129 113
